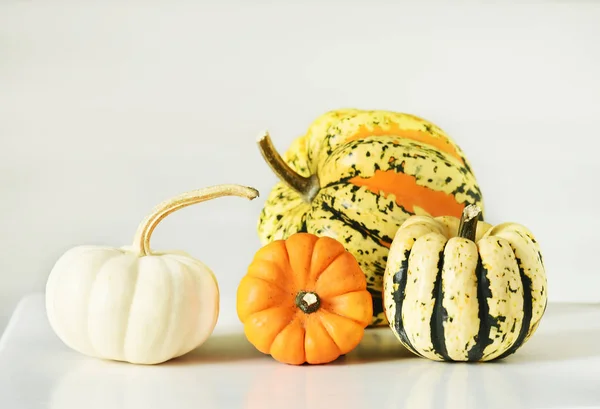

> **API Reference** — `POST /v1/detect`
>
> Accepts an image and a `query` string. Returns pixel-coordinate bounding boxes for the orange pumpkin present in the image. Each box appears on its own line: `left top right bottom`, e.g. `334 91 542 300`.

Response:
236 232 373 365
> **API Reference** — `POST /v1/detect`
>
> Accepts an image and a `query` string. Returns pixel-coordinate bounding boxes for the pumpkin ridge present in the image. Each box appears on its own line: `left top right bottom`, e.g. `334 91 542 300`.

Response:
245 306 296 354
238 276 293 317
323 290 373 327
247 304 296 319
253 241 291 269
473 236 524 361
284 233 318 290
247 259 290 293
318 303 370 328
81 251 119 356
320 289 371 301
270 315 306 364
155 257 180 359
308 243 347 285
316 313 345 351
135 257 178 359
391 249 422 358
483 225 546 345
172 260 205 358
245 270 292 295
317 309 366 354
119 256 142 359
313 252 368 298
496 255 533 360
429 250 451 361
306 315 341 360
466 256 495 361
264 240 297 288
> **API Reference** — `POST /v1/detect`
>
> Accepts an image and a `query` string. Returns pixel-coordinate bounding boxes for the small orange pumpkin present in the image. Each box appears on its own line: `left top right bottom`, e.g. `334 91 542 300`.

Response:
236 232 373 365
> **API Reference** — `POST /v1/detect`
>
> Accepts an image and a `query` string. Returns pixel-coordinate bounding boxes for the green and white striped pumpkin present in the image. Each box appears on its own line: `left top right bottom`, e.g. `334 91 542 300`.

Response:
382 205 547 362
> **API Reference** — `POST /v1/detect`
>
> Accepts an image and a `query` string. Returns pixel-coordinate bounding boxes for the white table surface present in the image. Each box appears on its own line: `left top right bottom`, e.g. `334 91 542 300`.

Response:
0 294 599 409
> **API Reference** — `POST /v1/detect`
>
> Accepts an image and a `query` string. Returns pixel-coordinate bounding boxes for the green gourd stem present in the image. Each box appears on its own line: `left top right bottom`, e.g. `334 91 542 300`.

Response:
132 184 259 256
257 131 320 203
457 204 482 242
295 291 321 314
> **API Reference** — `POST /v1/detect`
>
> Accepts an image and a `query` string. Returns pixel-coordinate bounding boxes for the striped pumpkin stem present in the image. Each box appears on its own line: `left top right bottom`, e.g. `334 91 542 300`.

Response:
457 204 481 242
257 131 320 203
132 185 259 256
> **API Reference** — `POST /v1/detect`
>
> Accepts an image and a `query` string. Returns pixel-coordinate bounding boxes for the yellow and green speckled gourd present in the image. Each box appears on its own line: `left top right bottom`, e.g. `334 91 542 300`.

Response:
382 205 547 361
256 108 484 326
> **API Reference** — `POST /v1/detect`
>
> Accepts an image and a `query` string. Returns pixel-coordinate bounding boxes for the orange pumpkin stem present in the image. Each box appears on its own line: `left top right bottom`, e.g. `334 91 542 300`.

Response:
295 291 321 314
257 131 320 203
457 204 481 242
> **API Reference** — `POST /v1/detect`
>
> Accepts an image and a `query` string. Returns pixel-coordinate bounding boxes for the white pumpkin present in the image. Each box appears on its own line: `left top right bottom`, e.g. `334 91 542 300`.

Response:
45 184 259 365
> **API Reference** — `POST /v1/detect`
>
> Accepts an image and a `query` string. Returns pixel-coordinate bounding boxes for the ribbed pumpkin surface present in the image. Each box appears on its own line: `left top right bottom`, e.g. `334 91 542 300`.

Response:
383 213 547 361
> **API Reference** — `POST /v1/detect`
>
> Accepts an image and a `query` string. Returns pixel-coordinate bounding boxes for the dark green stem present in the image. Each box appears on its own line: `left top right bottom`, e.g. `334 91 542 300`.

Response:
257 131 320 203
457 204 482 241
295 291 321 314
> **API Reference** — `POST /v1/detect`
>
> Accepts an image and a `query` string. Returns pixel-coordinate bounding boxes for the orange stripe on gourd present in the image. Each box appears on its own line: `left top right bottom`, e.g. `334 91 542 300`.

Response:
349 170 466 218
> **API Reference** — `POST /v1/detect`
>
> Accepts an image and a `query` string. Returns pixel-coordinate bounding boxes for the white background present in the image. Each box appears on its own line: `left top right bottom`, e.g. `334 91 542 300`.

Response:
1 0 599 336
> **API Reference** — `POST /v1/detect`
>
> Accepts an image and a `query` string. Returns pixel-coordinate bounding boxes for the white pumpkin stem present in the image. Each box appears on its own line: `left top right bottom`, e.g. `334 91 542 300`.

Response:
457 204 482 242
257 131 320 203
132 184 259 256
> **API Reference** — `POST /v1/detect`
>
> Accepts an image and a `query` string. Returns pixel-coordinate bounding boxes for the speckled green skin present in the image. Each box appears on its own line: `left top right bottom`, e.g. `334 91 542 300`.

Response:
383 215 547 361
257 109 484 326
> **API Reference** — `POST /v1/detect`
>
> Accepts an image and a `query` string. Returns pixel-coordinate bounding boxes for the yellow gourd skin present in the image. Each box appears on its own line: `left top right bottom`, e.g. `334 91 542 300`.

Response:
257 108 484 326
382 206 547 362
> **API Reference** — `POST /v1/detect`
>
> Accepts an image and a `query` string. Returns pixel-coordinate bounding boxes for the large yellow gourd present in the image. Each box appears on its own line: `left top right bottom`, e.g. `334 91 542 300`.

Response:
256 108 484 326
